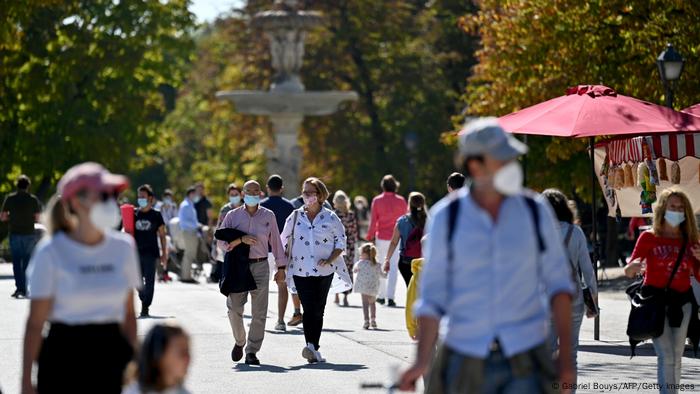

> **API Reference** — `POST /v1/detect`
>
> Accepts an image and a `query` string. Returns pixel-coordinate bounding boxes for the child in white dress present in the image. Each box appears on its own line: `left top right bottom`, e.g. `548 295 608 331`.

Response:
353 243 382 329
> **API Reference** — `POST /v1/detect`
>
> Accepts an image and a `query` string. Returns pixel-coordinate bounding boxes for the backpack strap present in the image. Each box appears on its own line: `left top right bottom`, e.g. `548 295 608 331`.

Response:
523 195 546 253
447 196 461 263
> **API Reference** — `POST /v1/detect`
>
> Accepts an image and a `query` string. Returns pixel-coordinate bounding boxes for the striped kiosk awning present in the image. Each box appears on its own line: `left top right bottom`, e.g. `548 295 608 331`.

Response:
606 133 700 165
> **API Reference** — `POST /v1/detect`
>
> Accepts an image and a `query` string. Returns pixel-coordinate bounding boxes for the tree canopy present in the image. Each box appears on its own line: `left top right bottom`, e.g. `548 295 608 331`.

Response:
460 0 700 199
158 0 478 207
0 0 195 197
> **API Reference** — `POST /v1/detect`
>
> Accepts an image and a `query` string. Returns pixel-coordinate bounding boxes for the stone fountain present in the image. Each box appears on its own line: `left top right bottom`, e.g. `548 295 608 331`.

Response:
216 0 358 197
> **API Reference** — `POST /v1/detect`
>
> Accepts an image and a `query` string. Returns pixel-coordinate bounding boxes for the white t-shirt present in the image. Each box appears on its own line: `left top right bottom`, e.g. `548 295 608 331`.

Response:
27 230 141 325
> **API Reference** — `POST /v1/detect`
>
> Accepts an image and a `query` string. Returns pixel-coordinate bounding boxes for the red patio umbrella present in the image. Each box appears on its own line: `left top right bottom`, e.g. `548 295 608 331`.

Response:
497 84 700 341
499 85 700 137
683 103 700 117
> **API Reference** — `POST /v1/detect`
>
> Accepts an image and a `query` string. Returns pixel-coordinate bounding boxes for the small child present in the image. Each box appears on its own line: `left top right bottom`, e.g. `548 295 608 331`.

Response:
354 243 382 329
123 324 192 394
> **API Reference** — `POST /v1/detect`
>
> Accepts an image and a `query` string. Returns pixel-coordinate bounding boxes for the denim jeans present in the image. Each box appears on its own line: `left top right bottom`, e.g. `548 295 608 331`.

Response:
442 347 542 394
9 234 37 293
138 253 158 308
652 303 692 394
549 301 584 393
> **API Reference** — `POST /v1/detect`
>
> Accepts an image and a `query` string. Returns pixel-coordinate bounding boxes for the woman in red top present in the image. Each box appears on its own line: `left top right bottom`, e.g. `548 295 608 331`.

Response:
624 188 700 392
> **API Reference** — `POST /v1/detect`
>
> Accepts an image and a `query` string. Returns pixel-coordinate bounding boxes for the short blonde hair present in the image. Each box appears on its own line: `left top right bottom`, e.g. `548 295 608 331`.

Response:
303 177 329 202
333 190 351 212
652 187 699 243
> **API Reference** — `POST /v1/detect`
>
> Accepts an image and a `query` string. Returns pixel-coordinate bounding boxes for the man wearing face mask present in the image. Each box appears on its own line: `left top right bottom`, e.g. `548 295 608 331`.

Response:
178 187 200 283
134 184 168 317
399 117 576 393
216 180 287 365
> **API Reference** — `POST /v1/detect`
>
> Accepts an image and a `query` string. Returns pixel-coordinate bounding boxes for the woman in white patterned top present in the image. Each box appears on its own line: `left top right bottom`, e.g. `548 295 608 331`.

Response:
280 177 352 363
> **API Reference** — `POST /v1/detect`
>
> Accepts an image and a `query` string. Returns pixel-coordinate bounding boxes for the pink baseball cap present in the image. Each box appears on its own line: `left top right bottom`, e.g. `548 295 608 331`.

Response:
57 162 129 201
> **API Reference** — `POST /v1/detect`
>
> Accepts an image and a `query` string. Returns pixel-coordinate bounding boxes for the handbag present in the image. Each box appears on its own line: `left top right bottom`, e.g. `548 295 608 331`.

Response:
285 211 299 259
626 235 687 344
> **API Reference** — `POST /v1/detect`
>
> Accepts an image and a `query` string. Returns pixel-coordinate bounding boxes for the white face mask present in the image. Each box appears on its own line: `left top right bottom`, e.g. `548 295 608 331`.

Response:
492 161 524 196
89 199 121 231
664 210 685 228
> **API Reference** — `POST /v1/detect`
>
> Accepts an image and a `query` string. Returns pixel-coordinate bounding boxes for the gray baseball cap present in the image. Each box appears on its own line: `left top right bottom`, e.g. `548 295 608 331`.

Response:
458 117 528 161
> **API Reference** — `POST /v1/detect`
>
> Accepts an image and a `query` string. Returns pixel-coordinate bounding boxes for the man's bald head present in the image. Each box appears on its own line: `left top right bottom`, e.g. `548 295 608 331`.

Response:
243 180 261 196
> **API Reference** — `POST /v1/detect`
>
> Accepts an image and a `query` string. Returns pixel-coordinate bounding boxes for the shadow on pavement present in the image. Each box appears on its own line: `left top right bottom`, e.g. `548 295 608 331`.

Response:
578 343 655 357
288 363 368 372
233 364 288 373
138 315 176 320
322 328 354 333
265 329 304 336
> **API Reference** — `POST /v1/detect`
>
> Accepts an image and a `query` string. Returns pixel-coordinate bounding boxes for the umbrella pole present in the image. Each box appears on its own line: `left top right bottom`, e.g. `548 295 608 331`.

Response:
589 137 600 341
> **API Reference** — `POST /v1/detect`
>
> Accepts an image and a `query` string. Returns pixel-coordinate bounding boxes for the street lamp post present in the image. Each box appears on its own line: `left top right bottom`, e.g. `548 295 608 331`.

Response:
404 131 418 193
657 43 685 108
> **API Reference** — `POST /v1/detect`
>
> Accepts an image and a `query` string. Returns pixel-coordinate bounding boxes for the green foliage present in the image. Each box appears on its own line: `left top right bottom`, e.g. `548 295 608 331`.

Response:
0 0 196 197
159 0 478 207
460 0 700 200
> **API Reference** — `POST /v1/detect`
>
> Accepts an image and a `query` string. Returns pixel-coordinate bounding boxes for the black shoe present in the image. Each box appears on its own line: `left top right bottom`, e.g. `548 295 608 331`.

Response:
140 307 150 318
11 290 20 298
180 278 198 284
376 298 385 305
387 299 396 307
245 353 260 365
231 345 244 362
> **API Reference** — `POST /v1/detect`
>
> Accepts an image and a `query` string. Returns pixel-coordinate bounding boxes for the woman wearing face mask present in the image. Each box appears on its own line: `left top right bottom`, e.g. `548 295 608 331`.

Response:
159 189 178 230
280 177 353 363
624 188 700 393
211 184 242 283
22 162 141 394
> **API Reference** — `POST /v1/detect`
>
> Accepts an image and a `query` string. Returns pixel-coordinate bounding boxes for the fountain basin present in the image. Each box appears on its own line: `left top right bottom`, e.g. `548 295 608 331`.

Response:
216 90 358 116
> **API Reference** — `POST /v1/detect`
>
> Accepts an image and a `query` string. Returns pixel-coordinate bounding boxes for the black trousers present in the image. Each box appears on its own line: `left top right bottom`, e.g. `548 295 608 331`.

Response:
398 257 414 287
38 323 133 394
138 252 158 308
293 274 333 349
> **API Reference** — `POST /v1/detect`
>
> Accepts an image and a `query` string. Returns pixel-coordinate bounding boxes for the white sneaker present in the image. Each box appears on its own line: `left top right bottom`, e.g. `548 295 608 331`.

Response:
302 343 318 363
314 349 326 363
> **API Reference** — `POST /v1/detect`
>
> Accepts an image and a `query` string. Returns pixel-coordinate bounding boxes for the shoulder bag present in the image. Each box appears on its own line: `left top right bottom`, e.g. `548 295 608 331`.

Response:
626 235 687 346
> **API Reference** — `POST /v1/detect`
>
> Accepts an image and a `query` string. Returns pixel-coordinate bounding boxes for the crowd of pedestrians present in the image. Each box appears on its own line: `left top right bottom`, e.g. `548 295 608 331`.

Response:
4 117 700 393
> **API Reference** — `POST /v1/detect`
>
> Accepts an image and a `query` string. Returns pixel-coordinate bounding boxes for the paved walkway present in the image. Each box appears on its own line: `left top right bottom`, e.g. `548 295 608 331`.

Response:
0 263 698 393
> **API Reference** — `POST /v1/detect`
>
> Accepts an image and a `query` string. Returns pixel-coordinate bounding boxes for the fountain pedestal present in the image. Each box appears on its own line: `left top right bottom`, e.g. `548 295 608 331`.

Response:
217 1 357 197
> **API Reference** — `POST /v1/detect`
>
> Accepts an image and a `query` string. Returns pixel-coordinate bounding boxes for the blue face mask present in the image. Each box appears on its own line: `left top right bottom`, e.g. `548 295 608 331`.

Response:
664 210 685 228
243 195 260 207
229 195 241 205
137 198 148 208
